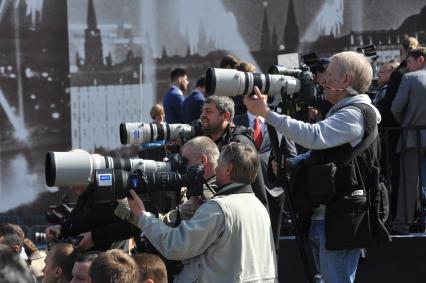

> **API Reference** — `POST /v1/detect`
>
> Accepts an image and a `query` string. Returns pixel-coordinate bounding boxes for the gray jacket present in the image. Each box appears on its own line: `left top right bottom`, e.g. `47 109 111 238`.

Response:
137 183 277 283
391 68 426 151
266 94 381 150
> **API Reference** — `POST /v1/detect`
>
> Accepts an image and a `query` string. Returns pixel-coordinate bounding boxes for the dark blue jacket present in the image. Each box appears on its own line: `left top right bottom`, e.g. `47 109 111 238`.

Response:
163 86 185 123
182 89 205 124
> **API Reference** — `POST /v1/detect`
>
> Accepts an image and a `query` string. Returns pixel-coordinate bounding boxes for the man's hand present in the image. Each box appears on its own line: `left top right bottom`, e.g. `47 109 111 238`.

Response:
77 232 94 252
244 86 270 118
45 225 62 241
128 190 146 218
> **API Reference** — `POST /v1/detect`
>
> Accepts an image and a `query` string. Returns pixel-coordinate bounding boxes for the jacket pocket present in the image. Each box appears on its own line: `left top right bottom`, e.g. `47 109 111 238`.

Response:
325 195 372 250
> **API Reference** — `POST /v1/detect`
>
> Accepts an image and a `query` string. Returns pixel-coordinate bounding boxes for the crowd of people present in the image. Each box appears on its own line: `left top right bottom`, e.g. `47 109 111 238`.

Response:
1 36 426 283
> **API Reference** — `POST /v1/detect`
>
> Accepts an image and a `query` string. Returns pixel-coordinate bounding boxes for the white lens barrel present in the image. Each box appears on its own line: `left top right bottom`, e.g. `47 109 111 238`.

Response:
46 151 92 186
268 75 301 95
129 159 171 173
206 68 301 97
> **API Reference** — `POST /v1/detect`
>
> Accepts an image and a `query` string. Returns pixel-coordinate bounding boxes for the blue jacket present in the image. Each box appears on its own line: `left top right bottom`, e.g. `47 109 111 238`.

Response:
163 86 185 123
182 89 205 124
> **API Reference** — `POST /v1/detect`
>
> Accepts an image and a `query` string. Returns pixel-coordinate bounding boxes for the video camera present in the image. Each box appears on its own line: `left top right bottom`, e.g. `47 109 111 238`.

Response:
45 151 172 187
120 120 203 145
356 44 379 95
94 164 205 203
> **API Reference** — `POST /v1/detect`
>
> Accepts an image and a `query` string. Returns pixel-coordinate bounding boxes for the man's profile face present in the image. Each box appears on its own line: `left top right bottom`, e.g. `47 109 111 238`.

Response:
320 60 346 105
200 102 227 135
377 63 393 87
70 261 91 283
178 75 189 92
43 248 58 283
406 56 424 72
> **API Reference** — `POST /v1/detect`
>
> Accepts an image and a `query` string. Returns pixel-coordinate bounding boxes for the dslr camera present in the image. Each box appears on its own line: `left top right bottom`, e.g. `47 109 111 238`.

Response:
45 150 173 187
45 195 75 225
205 65 317 106
94 164 205 203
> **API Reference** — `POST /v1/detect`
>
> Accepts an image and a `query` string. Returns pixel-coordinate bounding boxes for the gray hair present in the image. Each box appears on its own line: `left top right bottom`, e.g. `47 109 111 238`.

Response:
218 143 259 184
331 51 373 94
184 136 220 168
204 96 235 121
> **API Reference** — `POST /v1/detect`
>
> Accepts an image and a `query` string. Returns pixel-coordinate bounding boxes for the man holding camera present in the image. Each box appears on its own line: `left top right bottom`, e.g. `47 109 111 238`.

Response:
200 95 269 209
45 182 134 252
126 142 277 282
246 51 390 283
159 136 219 225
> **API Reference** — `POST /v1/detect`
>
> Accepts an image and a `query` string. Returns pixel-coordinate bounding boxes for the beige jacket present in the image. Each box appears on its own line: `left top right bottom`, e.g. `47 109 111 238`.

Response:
137 183 278 283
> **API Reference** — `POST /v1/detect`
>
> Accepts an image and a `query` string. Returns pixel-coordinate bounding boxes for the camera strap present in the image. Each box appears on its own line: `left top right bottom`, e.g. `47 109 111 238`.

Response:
204 180 217 195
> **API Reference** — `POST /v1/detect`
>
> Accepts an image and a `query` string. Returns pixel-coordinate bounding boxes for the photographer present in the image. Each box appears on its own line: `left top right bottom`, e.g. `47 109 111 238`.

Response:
200 95 269 209
45 182 133 252
246 51 389 283
126 142 277 282
159 136 219 225
45 152 133 252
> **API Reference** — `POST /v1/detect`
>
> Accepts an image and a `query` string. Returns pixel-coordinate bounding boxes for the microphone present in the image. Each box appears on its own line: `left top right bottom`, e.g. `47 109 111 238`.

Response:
315 81 359 95
315 81 346 91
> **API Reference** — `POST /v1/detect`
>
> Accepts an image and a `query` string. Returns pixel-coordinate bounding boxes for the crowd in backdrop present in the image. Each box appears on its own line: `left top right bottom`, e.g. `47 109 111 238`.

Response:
1 35 426 283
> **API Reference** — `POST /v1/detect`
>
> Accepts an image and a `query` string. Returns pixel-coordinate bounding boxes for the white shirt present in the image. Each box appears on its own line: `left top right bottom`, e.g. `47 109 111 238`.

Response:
247 111 267 136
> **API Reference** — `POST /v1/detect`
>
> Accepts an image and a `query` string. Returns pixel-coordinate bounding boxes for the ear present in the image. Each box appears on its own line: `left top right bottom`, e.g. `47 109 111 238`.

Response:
222 111 231 121
147 279 154 283
242 95 248 106
12 245 20 254
418 56 425 65
54 267 63 279
226 163 233 175
200 154 208 166
342 73 353 89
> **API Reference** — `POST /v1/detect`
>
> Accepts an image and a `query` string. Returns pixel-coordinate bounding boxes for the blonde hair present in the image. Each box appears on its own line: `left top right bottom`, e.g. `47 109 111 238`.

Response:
401 36 419 52
236 61 256 73
331 51 373 93
150 104 164 120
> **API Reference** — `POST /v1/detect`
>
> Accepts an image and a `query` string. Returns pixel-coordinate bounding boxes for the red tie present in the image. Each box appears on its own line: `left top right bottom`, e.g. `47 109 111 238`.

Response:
253 117 263 150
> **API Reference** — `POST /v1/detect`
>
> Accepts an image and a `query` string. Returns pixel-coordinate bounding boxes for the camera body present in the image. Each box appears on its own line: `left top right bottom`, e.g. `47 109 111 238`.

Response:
94 164 205 203
356 44 380 96
45 201 74 225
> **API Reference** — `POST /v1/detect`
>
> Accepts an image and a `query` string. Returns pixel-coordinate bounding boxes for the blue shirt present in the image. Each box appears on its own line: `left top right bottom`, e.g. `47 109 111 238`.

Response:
163 86 185 124
182 89 205 124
